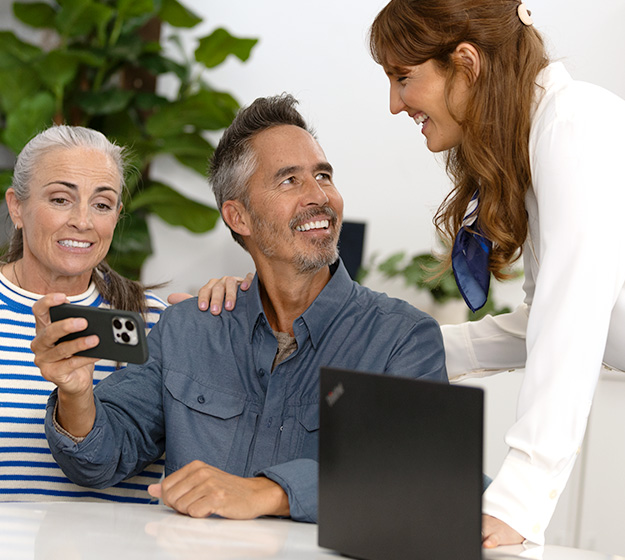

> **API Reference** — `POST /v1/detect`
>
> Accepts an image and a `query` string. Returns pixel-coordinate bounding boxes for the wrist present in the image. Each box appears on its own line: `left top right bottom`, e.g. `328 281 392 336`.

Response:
56 387 96 438
254 476 290 517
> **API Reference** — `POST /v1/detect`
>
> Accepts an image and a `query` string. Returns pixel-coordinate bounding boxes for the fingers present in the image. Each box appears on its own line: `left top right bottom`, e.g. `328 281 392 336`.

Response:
148 483 163 499
166 292 194 305
196 273 254 314
481 514 524 548
32 293 68 332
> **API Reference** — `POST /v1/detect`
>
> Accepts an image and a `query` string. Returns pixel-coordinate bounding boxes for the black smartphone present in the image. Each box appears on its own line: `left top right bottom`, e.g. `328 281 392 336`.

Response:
49 303 149 364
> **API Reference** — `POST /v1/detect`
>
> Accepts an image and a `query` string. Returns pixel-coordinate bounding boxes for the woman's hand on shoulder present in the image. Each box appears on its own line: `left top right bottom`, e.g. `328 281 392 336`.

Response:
179 272 254 314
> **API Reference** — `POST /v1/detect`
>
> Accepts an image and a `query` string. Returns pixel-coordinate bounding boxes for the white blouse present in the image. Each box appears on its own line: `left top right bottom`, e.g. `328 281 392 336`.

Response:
442 62 625 544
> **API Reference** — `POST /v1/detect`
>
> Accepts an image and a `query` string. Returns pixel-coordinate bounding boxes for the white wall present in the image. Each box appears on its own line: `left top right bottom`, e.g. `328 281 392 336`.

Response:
143 0 625 300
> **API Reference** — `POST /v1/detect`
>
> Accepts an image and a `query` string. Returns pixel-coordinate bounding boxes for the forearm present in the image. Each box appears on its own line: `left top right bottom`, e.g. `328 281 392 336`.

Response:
56 386 96 438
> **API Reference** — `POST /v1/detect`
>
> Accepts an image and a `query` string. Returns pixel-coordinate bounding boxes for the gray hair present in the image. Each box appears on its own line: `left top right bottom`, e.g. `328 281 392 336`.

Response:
209 93 315 250
11 124 128 204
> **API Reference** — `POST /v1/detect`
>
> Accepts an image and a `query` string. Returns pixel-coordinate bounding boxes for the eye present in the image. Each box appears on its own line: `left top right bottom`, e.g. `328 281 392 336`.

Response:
397 76 408 84
281 176 296 185
94 202 113 211
50 196 69 206
315 172 332 182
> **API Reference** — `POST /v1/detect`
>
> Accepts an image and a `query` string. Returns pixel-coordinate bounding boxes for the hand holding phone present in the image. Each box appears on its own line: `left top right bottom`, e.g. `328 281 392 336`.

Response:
50 304 149 364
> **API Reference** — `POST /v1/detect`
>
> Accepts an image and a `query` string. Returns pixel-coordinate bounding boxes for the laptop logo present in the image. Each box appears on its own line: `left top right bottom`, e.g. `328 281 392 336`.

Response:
325 382 345 407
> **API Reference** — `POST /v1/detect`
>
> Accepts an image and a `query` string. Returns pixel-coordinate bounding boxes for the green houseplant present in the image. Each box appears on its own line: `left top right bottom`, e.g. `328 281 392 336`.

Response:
0 0 258 279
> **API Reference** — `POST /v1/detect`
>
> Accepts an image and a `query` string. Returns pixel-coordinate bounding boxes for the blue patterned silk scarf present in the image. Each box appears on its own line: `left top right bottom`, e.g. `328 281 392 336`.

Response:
451 194 492 313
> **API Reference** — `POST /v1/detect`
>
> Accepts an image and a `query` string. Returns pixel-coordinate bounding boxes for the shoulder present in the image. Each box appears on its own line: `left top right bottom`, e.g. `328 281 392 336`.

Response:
349 281 440 330
533 64 625 137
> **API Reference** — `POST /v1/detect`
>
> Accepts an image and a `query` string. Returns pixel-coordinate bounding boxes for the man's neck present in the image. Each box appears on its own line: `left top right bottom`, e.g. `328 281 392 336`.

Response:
256 263 332 336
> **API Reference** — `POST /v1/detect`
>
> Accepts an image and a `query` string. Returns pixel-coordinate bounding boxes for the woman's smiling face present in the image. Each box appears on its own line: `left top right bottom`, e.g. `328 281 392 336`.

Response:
9 146 122 290
386 57 471 153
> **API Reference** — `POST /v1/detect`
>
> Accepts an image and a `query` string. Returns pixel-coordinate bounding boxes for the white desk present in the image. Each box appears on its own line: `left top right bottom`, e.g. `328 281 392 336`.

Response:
0 502 622 560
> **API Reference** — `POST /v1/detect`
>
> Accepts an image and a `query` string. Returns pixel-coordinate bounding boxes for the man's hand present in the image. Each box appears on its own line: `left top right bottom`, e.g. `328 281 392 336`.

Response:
31 293 99 437
148 460 290 520
481 514 524 548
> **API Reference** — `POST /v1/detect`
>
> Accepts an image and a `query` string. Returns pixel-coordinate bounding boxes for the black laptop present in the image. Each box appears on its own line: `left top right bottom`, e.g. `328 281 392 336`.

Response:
318 367 484 560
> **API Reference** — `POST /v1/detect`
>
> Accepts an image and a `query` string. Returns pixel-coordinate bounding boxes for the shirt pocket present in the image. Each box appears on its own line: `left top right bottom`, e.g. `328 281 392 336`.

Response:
163 371 247 472
294 403 320 461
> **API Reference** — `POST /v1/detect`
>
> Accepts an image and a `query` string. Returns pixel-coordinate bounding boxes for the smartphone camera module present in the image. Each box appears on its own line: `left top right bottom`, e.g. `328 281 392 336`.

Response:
112 317 139 346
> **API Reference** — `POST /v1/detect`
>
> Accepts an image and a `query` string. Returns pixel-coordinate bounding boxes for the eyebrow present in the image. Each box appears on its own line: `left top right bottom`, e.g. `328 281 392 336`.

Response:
43 181 119 195
273 162 334 181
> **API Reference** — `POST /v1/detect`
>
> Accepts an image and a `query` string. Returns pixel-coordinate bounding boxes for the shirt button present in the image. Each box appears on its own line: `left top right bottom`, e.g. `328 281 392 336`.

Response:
533 523 541 534
197 395 205 404
549 490 557 499
258 369 266 377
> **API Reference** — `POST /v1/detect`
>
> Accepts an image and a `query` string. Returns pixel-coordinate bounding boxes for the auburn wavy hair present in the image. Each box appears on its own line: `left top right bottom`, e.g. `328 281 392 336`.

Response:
370 0 548 279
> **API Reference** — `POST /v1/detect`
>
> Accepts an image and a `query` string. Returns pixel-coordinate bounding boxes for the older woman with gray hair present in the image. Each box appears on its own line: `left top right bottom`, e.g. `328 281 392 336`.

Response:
0 124 167 503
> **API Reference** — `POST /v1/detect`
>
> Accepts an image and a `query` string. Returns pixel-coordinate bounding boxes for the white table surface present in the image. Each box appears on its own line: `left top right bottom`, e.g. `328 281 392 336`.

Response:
0 501 622 560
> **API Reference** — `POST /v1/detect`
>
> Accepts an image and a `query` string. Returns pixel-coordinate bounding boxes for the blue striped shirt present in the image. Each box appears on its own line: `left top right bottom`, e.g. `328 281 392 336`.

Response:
0 272 167 503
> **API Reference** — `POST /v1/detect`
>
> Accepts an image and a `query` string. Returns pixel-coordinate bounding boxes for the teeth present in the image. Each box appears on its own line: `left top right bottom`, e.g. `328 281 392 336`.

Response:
414 114 429 125
59 240 91 248
295 220 330 232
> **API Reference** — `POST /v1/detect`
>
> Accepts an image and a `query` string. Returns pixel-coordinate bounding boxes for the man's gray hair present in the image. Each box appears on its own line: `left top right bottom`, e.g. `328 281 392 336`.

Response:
209 93 315 250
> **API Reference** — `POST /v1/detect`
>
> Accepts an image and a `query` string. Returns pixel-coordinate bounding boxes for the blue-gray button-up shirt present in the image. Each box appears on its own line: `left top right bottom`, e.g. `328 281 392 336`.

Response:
45 260 446 522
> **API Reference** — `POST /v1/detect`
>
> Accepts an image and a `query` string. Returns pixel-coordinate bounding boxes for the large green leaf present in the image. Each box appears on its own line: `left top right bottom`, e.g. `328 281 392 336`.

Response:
145 90 239 136
33 51 80 97
159 0 201 28
13 2 57 29
117 0 155 20
108 210 152 281
76 89 135 115
195 28 258 69
127 181 219 233
0 31 42 66
55 0 114 38
2 92 56 154
156 132 214 175
0 66 41 113
139 53 187 80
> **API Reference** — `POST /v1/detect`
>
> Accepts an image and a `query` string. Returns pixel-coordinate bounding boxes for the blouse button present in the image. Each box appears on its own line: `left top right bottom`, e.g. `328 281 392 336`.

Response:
197 395 205 404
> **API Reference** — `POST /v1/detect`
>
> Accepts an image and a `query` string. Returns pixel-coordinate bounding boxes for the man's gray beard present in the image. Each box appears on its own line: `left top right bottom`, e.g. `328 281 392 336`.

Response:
292 238 339 274
250 208 340 274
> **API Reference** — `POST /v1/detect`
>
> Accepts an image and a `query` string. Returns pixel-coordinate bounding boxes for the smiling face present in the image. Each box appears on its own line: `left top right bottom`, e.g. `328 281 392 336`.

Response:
230 125 344 275
386 58 470 153
7 146 122 293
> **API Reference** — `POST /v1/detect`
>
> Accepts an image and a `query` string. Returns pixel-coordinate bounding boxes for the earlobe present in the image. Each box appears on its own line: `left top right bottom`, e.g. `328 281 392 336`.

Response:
453 42 481 83
222 200 252 237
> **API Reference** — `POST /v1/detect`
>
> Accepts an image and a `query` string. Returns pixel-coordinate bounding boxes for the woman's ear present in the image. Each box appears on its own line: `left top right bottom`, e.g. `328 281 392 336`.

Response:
5 188 23 229
452 42 481 84
222 200 252 238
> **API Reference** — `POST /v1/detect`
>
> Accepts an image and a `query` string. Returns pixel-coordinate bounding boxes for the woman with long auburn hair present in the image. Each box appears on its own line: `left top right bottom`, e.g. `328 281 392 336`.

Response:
188 0 625 550
368 0 625 549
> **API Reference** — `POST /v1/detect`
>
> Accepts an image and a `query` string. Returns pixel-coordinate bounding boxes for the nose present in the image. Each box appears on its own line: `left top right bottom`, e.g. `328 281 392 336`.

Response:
68 202 93 230
389 81 406 115
303 176 330 206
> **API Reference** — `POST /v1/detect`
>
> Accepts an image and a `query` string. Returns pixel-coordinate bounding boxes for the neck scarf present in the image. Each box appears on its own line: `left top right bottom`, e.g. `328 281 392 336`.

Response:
451 193 492 313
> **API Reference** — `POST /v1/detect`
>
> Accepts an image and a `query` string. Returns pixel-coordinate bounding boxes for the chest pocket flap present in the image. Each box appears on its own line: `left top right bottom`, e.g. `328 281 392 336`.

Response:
164 372 246 419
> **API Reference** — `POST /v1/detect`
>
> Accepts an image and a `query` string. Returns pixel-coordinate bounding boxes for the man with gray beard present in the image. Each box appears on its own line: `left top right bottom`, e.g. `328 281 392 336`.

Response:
33 94 446 523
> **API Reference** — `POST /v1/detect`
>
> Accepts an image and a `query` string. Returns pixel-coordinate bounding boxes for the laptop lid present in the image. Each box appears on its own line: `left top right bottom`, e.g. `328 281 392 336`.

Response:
318 367 484 560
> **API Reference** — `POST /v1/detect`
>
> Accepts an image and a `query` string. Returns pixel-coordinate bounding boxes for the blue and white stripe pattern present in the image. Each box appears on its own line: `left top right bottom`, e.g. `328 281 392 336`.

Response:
0 274 167 503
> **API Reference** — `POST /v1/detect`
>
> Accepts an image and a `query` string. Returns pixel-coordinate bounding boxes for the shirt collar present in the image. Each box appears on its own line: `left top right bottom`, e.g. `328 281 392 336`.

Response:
246 259 354 348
